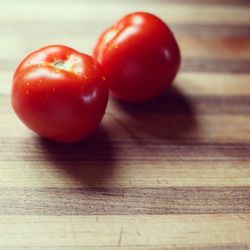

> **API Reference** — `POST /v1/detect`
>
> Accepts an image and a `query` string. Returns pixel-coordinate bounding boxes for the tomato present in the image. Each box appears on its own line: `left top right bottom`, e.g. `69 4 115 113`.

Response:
12 45 109 143
94 12 181 102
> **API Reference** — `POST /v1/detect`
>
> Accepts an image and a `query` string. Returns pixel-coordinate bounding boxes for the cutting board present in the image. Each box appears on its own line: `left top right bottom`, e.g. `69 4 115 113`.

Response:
1 0 250 249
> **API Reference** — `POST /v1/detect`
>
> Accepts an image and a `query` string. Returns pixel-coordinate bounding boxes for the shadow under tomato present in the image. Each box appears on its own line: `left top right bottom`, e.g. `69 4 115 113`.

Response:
111 84 198 144
38 126 116 188
38 84 197 186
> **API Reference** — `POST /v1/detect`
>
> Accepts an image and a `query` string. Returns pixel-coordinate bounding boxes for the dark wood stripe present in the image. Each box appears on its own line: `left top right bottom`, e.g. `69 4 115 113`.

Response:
111 95 250 115
1 136 250 162
152 0 250 5
178 246 250 250
181 59 250 73
121 0 250 4
2 95 250 115
1 187 249 215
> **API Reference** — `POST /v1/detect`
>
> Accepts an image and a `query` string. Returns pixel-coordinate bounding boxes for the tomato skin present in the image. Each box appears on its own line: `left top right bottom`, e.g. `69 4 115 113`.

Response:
12 45 109 143
94 12 181 102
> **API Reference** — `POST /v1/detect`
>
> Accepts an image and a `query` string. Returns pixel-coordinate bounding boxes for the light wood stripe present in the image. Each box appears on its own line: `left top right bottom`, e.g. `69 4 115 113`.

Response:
0 214 249 247
1 37 250 65
176 73 250 96
0 161 249 188
0 3 249 25
2 246 250 250
2 22 250 38
5 0 250 5
3 73 250 96
1 187 250 215
179 37 250 59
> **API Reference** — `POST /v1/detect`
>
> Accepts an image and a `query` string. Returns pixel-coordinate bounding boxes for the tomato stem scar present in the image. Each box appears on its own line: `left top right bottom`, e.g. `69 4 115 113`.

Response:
54 60 73 72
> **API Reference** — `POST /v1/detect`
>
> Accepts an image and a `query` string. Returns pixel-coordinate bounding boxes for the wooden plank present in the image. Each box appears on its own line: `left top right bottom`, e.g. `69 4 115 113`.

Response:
171 24 250 37
4 0 250 5
0 161 249 188
181 59 250 73
0 215 249 247
2 37 250 72
1 138 250 161
176 73 250 96
1 246 250 250
0 2 249 25
2 22 250 38
2 37 250 62
1 187 250 215
179 37 250 59
2 94 250 115
2 57 250 72
2 111 250 143
3 73 250 96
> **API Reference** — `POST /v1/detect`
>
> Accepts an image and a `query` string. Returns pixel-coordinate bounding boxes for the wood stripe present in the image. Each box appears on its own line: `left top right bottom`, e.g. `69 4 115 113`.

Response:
6 0 250 5
2 37 250 70
2 37 250 61
1 113 250 143
1 246 250 250
0 3 249 25
2 59 250 73
111 95 250 115
181 59 250 73
3 73 250 96
1 161 249 188
172 24 250 37
2 22 250 38
1 94 250 115
1 136 250 162
2 37 250 62
0 215 249 247
152 0 250 5
176 73 250 96
1 187 250 215
179 37 250 60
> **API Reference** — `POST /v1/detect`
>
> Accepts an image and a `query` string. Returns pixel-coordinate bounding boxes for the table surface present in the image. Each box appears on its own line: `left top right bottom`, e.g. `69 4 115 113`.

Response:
1 0 250 249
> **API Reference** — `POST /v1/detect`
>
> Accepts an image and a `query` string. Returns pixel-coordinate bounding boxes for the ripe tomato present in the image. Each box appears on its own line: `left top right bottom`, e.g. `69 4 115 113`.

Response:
12 45 109 143
94 12 181 102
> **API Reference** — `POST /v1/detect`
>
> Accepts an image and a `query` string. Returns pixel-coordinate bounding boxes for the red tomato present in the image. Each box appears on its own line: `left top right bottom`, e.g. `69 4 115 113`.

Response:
12 45 109 143
94 12 181 102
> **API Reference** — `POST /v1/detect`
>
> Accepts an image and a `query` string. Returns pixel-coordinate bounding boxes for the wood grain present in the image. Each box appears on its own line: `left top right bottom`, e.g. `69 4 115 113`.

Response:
2 22 250 38
0 2 249 25
1 187 250 215
1 161 249 188
0 215 249 248
1 0 250 248
3 72 250 95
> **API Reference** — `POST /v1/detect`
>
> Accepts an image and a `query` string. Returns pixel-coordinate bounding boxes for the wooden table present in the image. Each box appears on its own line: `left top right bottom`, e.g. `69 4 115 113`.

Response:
1 0 250 249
